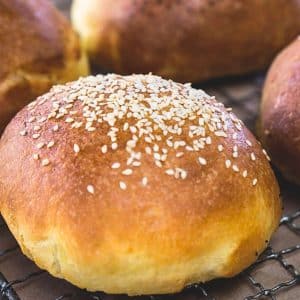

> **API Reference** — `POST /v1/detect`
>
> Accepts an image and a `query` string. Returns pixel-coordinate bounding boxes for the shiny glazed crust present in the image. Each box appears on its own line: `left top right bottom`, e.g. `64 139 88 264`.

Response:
259 37 300 185
71 0 300 82
0 0 89 133
0 74 281 295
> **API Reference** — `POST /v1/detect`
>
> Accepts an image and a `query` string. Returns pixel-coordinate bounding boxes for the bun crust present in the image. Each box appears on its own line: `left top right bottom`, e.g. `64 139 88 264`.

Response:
259 37 300 185
71 0 300 82
0 0 89 133
0 74 280 295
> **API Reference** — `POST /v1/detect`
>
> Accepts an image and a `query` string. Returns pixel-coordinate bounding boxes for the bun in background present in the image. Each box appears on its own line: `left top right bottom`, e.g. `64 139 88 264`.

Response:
0 0 89 133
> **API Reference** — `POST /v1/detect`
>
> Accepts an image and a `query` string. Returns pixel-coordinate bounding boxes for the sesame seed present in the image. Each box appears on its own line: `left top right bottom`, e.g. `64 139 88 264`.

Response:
87 185 95 194
47 141 55 148
145 146 152 155
217 144 223 152
180 170 188 179
225 159 231 168
34 125 41 131
119 181 127 190
262 149 271 161
36 142 45 149
41 159 50 166
176 152 184 158
166 169 174 175
73 144 80 153
246 140 252 146
101 145 107 154
252 178 258 186
32 133 40 139
111 162 120 169
242 170 248 178
250 153 256 161
233 152 238 158
122 169 133 175
198 157 207 165
142 177 148 186
20 130 27 136
155 160 163 168
33 154 39 160
232 164 239 172
111 143 118 150
53 125 59 132
65 117 74 123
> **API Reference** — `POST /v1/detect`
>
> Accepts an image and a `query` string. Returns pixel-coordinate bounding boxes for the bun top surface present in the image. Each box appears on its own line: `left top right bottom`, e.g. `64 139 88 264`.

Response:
1 74 274 200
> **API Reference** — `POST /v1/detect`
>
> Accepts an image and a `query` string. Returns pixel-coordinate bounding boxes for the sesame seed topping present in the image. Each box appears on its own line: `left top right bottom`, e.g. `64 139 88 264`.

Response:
232 164 239 172
246 140 252 146
33 154 39 160
47 141 55 148
233 152 238 158
101 145 108 154
36 142 45 149
111 162 121 169
225 159 231 168
122 169 133 175
41 158 50 166
24 74 259 190
252 178 258 186
142 177 148 186
242 170 248 178
176 152 184 158
198 157 207 165
119 181 127 190
73 144 80 153
87 185 95 194
250 153 256 161
166 169 174 175
34 125 41 131
65 117 74 123
262 149 271 161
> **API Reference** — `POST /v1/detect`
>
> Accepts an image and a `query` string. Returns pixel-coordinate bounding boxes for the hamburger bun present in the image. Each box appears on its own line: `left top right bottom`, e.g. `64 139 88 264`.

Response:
0 0 89 133
71 0 300 82
0 74 281 295
259 37 300 185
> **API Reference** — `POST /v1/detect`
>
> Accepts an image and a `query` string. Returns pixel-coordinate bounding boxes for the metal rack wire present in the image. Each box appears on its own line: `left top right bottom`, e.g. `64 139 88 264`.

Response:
0 74 300 299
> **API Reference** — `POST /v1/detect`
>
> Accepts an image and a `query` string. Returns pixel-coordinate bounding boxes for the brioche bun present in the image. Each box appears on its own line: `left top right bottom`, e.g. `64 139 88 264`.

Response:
259 37 300 185
71 0 300 82
0 74 280 295
0 0 89 133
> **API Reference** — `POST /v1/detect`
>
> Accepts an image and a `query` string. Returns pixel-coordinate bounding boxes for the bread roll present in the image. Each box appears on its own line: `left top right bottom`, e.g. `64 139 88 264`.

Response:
259 37 300 185
71 0 300 82
0 0 89 133
0 74 280 295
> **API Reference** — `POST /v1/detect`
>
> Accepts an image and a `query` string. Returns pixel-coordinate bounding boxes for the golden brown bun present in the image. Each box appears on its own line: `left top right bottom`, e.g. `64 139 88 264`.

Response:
71 0 300 82
0 74 281 295
0 0 89 133
259 37 300 185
